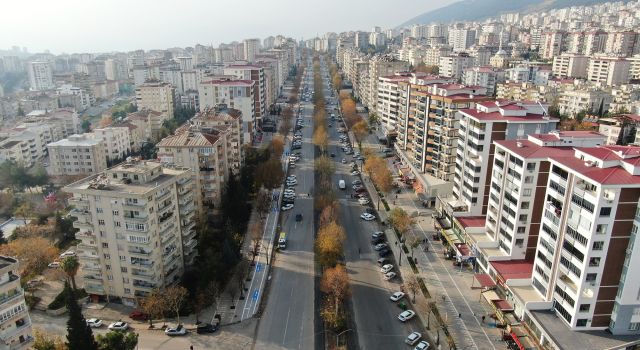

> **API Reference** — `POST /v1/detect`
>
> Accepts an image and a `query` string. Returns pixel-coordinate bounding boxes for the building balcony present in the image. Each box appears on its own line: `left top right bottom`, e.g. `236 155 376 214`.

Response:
2 319 33 346
84 284 105 295
123 214 148 222
128 248 152 256
78 253 99 261
0 288 24 307
82 274 103 282
82 264 101 271
183 239 197 250
158 203 173 215
73 221 93 230
132 280 156 290
76 231 95 239
130 259 154 269
69 209 91 220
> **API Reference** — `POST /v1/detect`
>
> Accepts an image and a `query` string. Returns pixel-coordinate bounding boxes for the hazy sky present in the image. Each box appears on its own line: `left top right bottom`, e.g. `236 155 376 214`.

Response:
0 0 456 54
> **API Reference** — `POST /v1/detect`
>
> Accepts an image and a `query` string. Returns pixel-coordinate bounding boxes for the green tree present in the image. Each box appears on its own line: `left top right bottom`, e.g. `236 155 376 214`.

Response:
64 282 97 350
95 331 138 350
81 120 91 133
60 256 80 290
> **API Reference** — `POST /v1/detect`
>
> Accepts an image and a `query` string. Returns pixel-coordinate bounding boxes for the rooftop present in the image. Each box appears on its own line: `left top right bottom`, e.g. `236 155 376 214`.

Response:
490 260 533 280
157 129 220 148
47 134 102 147
456 216 486 229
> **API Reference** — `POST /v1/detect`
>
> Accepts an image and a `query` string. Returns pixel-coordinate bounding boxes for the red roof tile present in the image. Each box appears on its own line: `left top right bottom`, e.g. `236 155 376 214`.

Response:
456 216 486 229
490 260 533 280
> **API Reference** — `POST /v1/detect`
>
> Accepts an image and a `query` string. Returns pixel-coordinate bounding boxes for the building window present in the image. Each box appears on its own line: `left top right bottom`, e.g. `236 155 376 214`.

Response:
629 323 640 331
105 264 111 270
579 304 590 312
517 227 526 234
589 257 601 267
600 207 611 217
112 210 119 216
586 273 597 282
107 275 113 281
115 222 121 227
523 189 532 197
124 288 131 294
96 208 103 213
98 219 105 225
521 202 530 209
121 267 127 273
593 241 604 251
526 163 536 171
123 277 129 284
102 243 108 248
576 319 588 327
119 256 126 261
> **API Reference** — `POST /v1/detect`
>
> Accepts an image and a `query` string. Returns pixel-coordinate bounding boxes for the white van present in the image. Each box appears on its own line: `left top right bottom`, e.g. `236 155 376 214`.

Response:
338 180 346 190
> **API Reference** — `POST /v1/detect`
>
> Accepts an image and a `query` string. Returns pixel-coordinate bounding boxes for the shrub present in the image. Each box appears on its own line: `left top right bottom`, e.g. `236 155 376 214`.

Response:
48 288 87 310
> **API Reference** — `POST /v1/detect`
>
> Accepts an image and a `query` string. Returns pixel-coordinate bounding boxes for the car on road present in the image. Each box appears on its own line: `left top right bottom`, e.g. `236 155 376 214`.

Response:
358 197 370 205
353 184 364 190
108 321 129 330
341 158 347 164
330 153 335 157
383 271 396 280
398 310 416 322
414 340 431 350
351 171 360 176
129 310 148 321
287 175 297 180
390 291 405 302
295 213 303 222
378 248 391 257
59 251 76 258
165 324 187 336
371 236 385 245
196 323 218 334
281 204 294 211
371 231 384 238
355 187 367 194
405 331 422 345
380 264 394 273
374 243 389 251
360 213 375 221
286 181 297 186
86 318 103 328
353 180 362 185
377 257 389 266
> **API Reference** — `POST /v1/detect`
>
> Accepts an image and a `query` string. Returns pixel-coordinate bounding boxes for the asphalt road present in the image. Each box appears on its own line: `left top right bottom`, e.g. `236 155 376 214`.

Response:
253 63 316 350
322 66 420 348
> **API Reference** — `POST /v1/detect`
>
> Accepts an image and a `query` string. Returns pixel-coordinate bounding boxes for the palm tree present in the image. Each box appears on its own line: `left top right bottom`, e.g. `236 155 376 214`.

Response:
61 256 80 290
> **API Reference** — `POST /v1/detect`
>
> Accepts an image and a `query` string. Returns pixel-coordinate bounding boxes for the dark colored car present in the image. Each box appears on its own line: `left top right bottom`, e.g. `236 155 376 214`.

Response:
377 257 389 266
372 237 385 245
365 208 376 215
295 214 303 222
378 248 391 257
196 323 218 334
330 153 335 157
355 187 367 194
129 310 149 321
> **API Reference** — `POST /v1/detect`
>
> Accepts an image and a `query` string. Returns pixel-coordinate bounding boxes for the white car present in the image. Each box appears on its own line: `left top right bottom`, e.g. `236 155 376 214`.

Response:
384 271 397 281
351 171 360 176
59 251 76 258
374 243 388 251
86 318 103 328
398 310 416 322
341 158 347 164
108 321 129 330
281 204 294 211
390 291 405 302
48 261 60 268
360 213 375 221
164 324 187 336
358 198 370 205
414 341 431 350
380 264 394 274
287 175 297 180
405 332 422 345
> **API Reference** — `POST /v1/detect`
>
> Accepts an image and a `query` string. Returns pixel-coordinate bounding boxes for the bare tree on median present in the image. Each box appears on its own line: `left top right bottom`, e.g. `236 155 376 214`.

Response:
164 285 188 325
388 208 415 237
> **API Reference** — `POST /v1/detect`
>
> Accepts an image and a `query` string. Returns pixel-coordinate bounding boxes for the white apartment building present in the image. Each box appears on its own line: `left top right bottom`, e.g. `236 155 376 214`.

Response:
190 105 243 168
198 79 254 144
541 31 566 59
558 88 613 116
424 45 452 66
364 56 409 111
56 84 91 110
439 53 474 79
448 29 476 52
27 61 53 91
91 127 132 162
243 39 261 62
0 256 33 349
223 65 266 120
463 66 505 96
135 81 175 118
587 56 631 86
552 54 589 78
47 134 107 176
376 73 411 129
449 100 558 217
65 160 197 305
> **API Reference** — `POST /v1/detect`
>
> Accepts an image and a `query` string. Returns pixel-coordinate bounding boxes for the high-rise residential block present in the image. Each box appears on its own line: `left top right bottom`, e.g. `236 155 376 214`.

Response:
135 81 175 118
0 256 33 349
65 160 196 305
28 61 53 91
47 134 108 176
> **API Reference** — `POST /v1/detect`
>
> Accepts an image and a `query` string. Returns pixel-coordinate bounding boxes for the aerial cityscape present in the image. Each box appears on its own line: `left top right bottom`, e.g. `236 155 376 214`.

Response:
1 0 640 349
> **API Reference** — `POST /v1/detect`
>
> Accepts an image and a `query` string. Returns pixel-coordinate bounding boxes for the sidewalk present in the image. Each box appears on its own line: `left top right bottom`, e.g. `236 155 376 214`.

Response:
350 116 506 350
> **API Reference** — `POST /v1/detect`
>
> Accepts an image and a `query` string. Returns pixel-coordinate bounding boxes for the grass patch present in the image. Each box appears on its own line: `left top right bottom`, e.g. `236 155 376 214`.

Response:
48 288 87 310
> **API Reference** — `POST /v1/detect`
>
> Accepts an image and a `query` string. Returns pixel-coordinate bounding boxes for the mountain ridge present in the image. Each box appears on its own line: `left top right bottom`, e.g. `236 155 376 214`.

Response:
400 0 617 28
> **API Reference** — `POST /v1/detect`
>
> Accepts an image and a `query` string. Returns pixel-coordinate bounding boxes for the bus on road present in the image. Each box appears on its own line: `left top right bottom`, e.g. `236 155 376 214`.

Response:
278 232 287 249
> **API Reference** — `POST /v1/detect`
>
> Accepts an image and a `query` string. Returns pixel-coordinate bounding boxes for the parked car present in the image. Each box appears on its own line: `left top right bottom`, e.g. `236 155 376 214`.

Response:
86 318 103 328
165 324 187 336
377 257 389 266
352 179 362 186
414 340 431 350
378 248 391 257
390 291 405 302
59 251 76 258
384 271 396 280
196 323 218 334
405 332 422 345
371 237 385 245
360 213 375 221
358 197 370 205
48 261 60 268
371 231 384 239
398 310 416 322
108 321 129 330
380 264 394 273
295 213 303 222
374 243 389 251
129 310 148 321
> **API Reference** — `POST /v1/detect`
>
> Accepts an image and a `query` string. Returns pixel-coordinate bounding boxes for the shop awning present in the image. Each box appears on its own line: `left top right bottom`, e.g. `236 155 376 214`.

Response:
454 243 471 257
493 299 514 311
474 274 496 288
482 290 500 304
441 229 461 245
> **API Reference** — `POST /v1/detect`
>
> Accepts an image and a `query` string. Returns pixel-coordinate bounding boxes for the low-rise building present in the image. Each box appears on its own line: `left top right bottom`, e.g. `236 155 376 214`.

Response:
91 127 132 162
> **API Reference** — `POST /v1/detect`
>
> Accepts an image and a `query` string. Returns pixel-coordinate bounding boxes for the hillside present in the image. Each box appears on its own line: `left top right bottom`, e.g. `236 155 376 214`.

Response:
400 0 616 28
